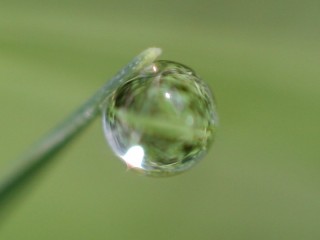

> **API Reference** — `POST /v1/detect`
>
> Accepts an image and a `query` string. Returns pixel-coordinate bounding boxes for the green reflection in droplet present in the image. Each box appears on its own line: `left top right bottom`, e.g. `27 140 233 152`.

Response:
103 60 218 177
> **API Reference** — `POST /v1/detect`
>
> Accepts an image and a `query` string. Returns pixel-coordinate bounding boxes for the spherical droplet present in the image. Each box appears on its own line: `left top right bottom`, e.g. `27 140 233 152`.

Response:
103 60 218 177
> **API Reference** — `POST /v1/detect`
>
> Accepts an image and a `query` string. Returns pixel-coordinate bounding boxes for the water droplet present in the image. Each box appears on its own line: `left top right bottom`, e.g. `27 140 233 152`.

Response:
102 60 218 177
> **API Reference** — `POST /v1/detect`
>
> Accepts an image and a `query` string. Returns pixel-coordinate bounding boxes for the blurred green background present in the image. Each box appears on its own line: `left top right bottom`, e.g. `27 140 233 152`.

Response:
1 0 320 239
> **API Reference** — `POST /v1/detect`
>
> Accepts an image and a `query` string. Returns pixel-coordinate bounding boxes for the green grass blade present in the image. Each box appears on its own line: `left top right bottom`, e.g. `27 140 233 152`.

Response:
0 47 162 211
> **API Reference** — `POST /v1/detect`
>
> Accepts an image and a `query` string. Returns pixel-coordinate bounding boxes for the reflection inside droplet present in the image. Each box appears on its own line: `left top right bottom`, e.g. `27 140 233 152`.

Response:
185 115 194 126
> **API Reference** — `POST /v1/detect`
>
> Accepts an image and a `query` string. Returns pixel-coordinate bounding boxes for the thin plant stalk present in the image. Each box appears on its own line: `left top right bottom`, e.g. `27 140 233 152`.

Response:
0 48 161 207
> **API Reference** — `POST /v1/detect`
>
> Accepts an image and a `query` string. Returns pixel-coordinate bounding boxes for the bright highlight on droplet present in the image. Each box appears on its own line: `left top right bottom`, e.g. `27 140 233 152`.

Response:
122 145 144 169
103 60 218 177
152 65 158 72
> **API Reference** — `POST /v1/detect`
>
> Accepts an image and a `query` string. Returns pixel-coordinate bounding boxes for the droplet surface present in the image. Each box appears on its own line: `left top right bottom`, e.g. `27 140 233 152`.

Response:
103 60 218 176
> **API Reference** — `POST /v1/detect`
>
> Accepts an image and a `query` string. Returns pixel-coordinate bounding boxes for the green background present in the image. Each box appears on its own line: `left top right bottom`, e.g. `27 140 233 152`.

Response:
1 0 319 239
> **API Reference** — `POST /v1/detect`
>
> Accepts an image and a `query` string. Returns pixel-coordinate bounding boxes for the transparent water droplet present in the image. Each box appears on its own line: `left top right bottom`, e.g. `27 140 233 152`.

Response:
102 60 218 177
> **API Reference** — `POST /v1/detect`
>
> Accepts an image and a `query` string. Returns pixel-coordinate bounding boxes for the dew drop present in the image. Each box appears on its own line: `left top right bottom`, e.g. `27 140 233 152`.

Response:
102 60 218 177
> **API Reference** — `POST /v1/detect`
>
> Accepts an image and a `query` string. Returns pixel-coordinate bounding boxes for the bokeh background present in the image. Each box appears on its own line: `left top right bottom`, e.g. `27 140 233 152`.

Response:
1 0 320 239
